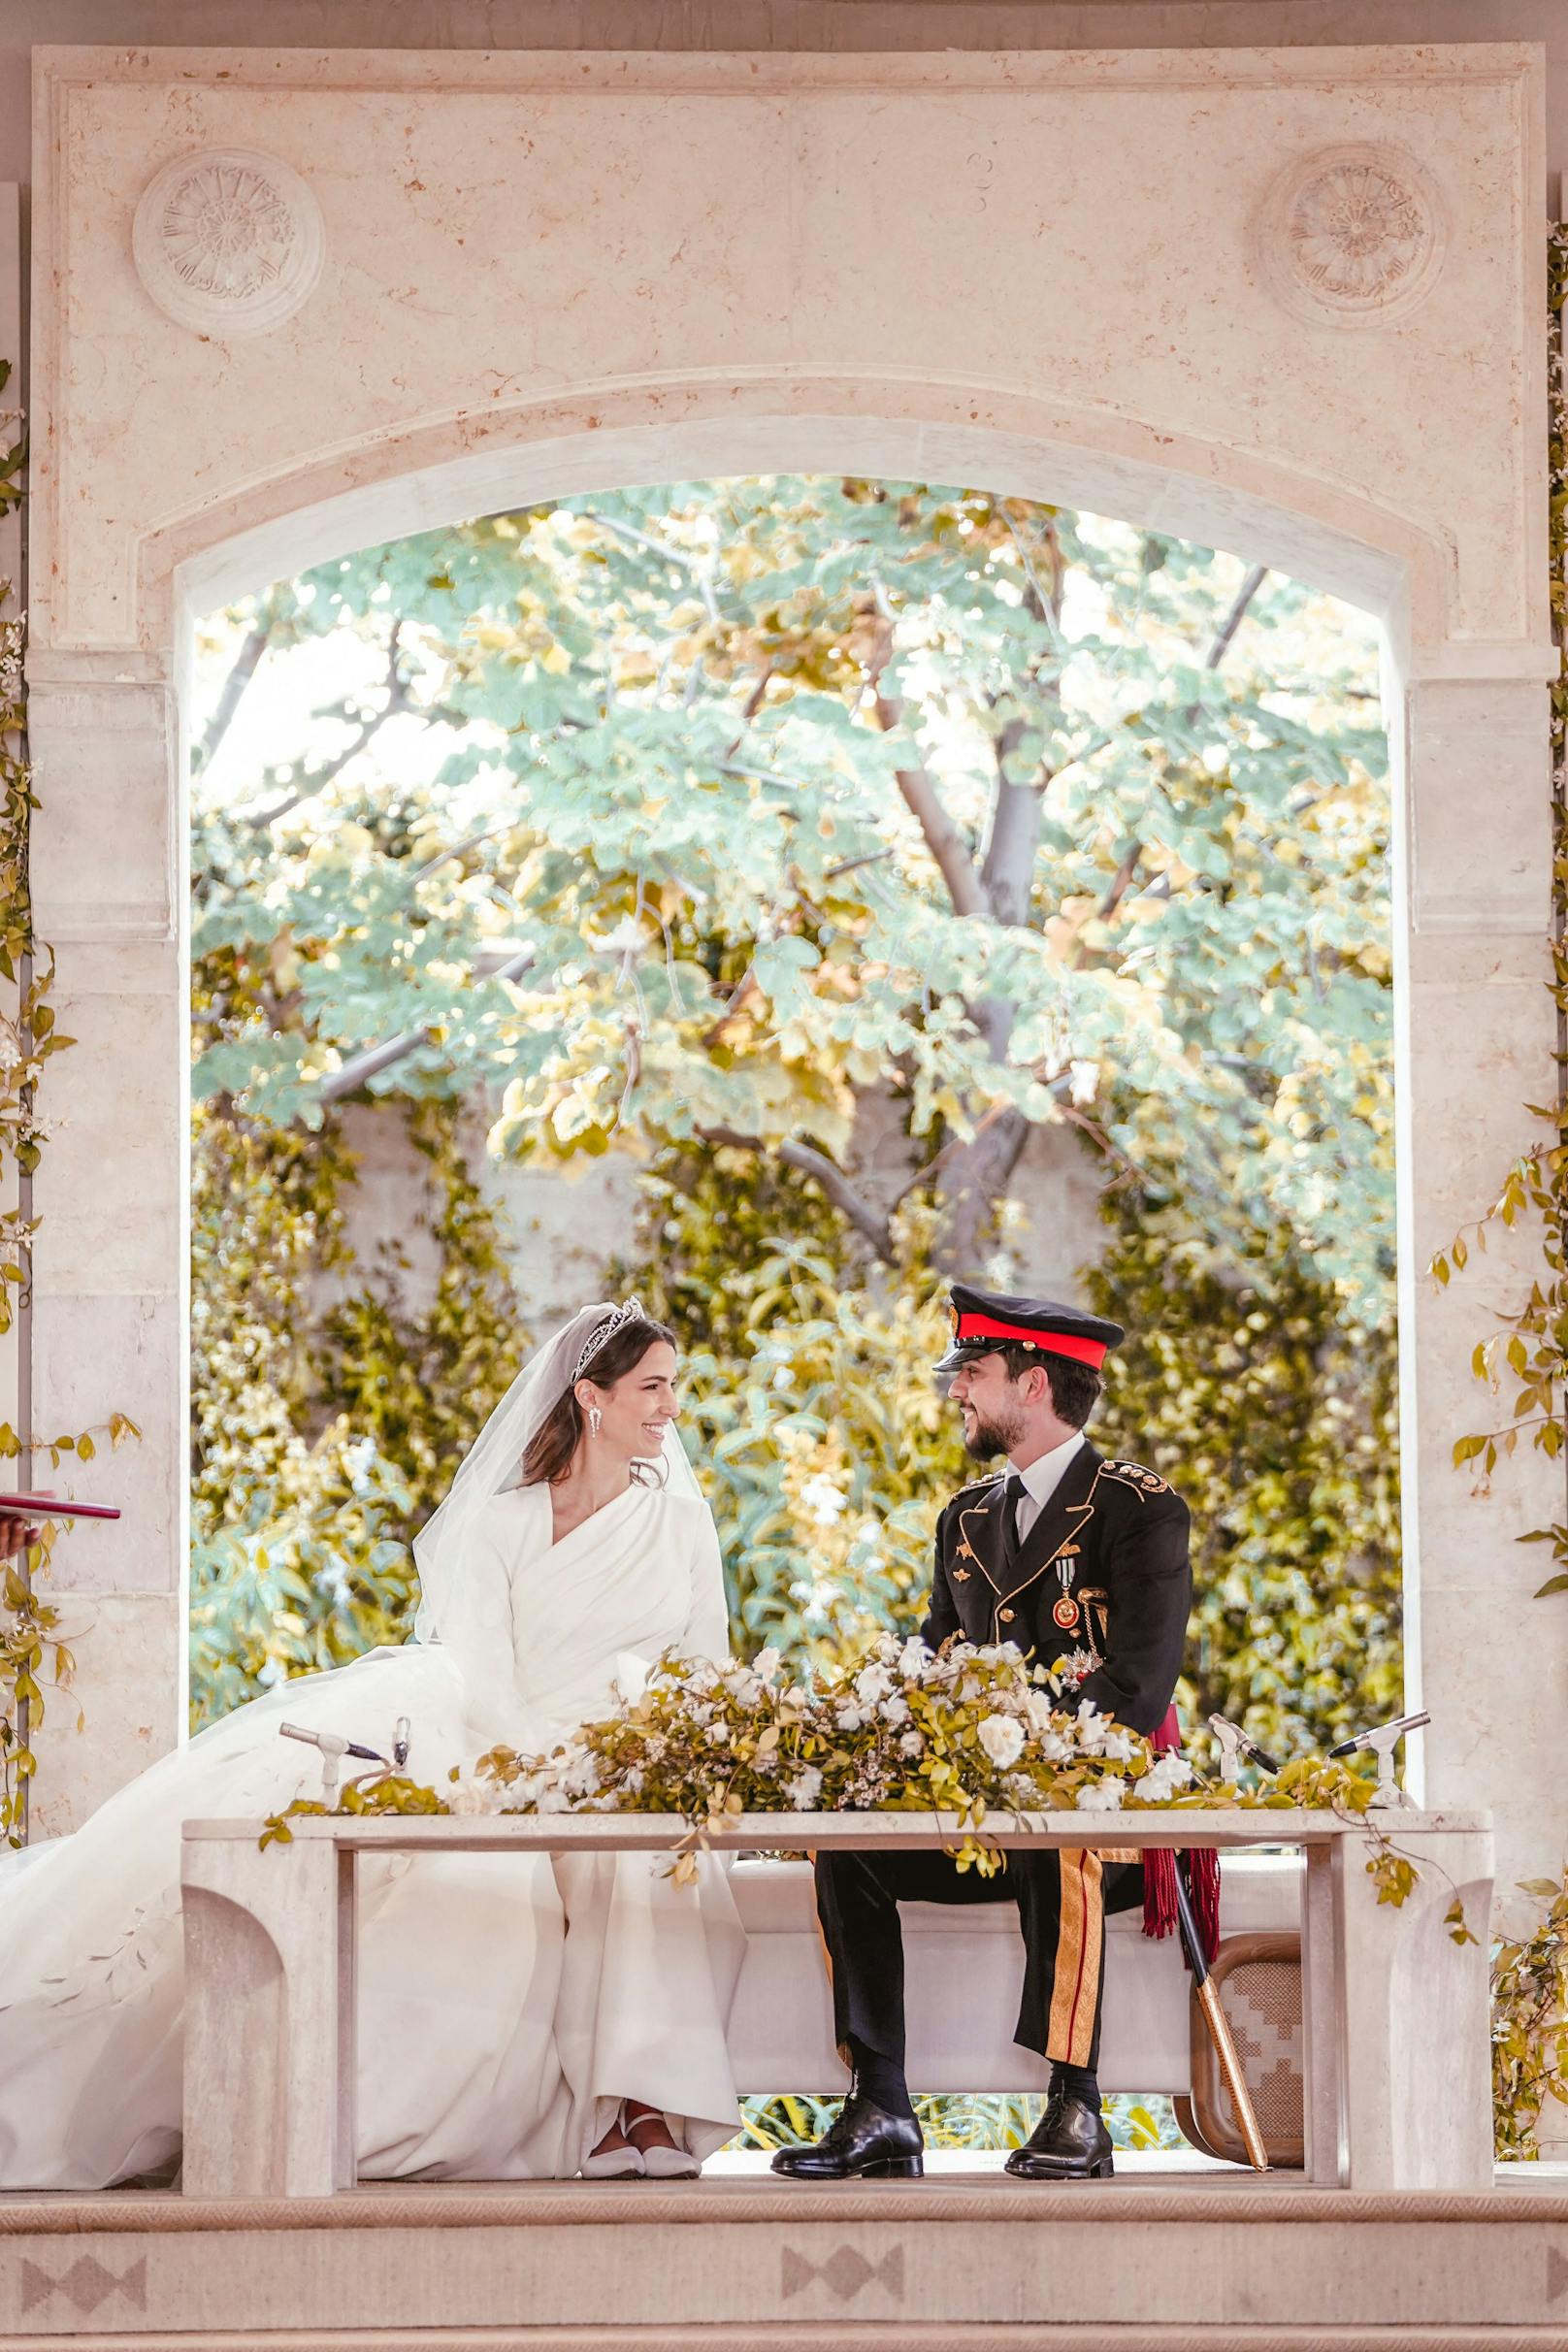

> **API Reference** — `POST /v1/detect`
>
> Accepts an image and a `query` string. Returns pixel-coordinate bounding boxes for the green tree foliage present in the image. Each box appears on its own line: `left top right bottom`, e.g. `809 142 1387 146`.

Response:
188 1101 526 1724
617 1144 1398 1757
1088 1169 1401 1757
189 476 1398 1757
192 478 1392 1309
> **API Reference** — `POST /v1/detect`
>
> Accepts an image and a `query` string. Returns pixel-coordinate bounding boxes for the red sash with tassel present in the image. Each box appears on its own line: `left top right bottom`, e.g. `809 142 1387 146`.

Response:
1139 1705 1220 1963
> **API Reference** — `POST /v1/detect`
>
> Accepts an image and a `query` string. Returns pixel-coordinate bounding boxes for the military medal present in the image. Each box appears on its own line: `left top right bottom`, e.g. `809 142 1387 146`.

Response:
1052 1560 1080 1631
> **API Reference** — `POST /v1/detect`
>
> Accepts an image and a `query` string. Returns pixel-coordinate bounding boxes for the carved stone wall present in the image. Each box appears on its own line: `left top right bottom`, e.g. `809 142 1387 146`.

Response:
24 46 1563 1912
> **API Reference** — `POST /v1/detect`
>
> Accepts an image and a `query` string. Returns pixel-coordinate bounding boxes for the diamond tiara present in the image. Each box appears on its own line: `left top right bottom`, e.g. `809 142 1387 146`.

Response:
571 1298 648 1387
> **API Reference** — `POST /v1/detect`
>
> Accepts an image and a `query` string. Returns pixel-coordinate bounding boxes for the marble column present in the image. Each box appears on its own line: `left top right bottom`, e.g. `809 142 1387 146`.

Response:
23 648 184 1831
1396 663 1568 1926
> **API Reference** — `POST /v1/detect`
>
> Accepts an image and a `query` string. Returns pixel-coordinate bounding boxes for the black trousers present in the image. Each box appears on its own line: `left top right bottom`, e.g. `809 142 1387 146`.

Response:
813 1846 1142 2073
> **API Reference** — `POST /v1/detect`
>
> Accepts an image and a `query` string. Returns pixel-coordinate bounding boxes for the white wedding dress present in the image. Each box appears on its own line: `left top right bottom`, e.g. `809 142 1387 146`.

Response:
0 1476 746 2189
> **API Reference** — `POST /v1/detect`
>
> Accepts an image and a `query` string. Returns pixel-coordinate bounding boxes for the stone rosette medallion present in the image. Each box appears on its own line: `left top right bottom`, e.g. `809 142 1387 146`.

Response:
132 148 324 338
1255 144 1446 328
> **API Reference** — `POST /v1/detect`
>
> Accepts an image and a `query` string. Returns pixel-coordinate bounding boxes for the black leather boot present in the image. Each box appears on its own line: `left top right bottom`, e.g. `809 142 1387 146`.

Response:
769 2094 925 2179
1004 2092 1115 2180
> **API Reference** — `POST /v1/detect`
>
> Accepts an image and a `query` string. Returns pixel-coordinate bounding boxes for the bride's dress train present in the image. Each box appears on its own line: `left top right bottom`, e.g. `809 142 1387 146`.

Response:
0 1476 745 2189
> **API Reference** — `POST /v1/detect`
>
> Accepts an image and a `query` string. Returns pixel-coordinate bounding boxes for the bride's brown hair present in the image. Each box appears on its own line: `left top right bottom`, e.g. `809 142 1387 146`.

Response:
520 1314 678 1487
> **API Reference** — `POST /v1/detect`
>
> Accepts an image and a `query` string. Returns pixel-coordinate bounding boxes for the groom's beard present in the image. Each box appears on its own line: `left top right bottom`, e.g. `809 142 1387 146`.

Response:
962 1404 1027 1461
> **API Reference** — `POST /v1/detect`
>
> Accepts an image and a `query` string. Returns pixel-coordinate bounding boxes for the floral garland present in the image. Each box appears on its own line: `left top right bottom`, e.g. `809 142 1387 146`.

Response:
269 1637 1429 1919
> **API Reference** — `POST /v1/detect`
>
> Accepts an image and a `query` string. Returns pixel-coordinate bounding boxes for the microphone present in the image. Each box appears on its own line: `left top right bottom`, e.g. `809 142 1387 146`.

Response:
279 1721 387 1806
1327 1710 1430 1809
1208 1714 1281 1780
1327 1708 1430 1757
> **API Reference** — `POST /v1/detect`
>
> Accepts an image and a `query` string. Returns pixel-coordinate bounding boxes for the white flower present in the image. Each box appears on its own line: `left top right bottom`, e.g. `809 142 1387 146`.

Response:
1075 1779 1126 1812
622 1767 645 1797
800 1473 848 1526
1072 1702 1110 1754
879 1693 911 1726
1068 1058 1099 1107
898 1729 926 1758
898 1637 932 1682
854 1662 894 1706
704 1720 731 1747
1140 1752 1193 1803
976 1715 1026 1769
785 1766 824 1809
835 1699 871 1732
722 1666 762 1704
752 1647 783 1685
446 1777 501 1816
1099 1728 1137 1763
561 1753 603 1799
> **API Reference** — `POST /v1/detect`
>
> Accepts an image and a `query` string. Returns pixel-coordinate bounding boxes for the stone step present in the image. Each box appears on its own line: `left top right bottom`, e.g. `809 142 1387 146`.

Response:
3 2174 1568 2345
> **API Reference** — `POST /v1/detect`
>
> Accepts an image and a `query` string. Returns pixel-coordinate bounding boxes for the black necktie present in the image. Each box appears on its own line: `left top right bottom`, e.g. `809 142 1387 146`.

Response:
1002 1473 1028 1564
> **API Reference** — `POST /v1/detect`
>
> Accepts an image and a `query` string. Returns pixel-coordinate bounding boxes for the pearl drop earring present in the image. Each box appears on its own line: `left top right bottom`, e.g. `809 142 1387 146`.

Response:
588 1405 603 1436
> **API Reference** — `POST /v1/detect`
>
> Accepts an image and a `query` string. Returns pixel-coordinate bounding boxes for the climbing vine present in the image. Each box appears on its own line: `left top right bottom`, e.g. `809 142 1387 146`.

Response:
188 1094 527 1724
0 363 138 1843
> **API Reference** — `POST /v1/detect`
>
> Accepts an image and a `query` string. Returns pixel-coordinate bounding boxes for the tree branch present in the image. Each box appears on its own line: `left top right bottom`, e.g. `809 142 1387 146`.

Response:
194 617 274 776
699 1127 893 1259
870 688 991 918
979 772 1044 928
244 622 412 831
1205 564 1268 670
308 944 536 1112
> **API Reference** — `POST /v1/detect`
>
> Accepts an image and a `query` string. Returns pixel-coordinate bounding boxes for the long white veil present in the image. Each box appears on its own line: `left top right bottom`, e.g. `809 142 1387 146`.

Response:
411 1300 701 1648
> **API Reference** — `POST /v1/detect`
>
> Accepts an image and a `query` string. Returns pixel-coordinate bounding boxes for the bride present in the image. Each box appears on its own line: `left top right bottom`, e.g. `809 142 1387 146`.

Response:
0 1302 746 2188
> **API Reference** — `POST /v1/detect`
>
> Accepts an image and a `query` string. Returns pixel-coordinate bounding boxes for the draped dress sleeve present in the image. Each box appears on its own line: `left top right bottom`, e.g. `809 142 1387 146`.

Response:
433 1490 534 1753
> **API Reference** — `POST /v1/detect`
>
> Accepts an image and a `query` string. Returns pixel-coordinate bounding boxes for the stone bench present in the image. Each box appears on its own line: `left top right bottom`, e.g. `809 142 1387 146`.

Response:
724 1848 1294 2095
180 1807 1494 2199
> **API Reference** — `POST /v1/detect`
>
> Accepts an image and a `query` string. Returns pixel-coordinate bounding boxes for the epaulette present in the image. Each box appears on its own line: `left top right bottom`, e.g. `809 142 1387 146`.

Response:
948 1474 1000 1504
1101 1458 1172 1496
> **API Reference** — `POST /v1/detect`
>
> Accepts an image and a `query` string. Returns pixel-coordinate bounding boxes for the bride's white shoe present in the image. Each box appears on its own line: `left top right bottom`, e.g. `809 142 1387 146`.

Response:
624 2105 701 2179
580 2104 645 2178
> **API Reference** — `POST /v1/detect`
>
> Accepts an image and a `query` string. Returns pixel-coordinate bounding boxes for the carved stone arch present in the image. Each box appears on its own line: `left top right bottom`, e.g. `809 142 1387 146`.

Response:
24 45 1561 1923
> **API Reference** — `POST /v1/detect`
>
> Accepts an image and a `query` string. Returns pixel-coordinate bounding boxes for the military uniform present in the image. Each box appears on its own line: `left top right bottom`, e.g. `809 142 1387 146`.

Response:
809 1291 1192 2090
924 1444 1192 1737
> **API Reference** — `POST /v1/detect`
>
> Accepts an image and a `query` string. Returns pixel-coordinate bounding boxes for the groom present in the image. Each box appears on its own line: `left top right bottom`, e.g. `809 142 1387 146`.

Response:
773 1285 1192 2184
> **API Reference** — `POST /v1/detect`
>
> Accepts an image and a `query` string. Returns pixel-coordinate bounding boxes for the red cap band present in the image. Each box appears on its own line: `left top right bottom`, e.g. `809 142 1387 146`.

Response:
957 1311 1109 1369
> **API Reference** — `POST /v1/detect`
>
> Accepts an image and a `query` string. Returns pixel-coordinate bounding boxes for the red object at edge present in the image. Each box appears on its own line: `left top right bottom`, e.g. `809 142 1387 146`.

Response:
0 1492 120 1520
1139 1704 1222 1965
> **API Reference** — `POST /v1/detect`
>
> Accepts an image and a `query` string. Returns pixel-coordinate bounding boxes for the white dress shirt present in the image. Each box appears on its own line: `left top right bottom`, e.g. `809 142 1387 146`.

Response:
1008 1428 1086 1546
